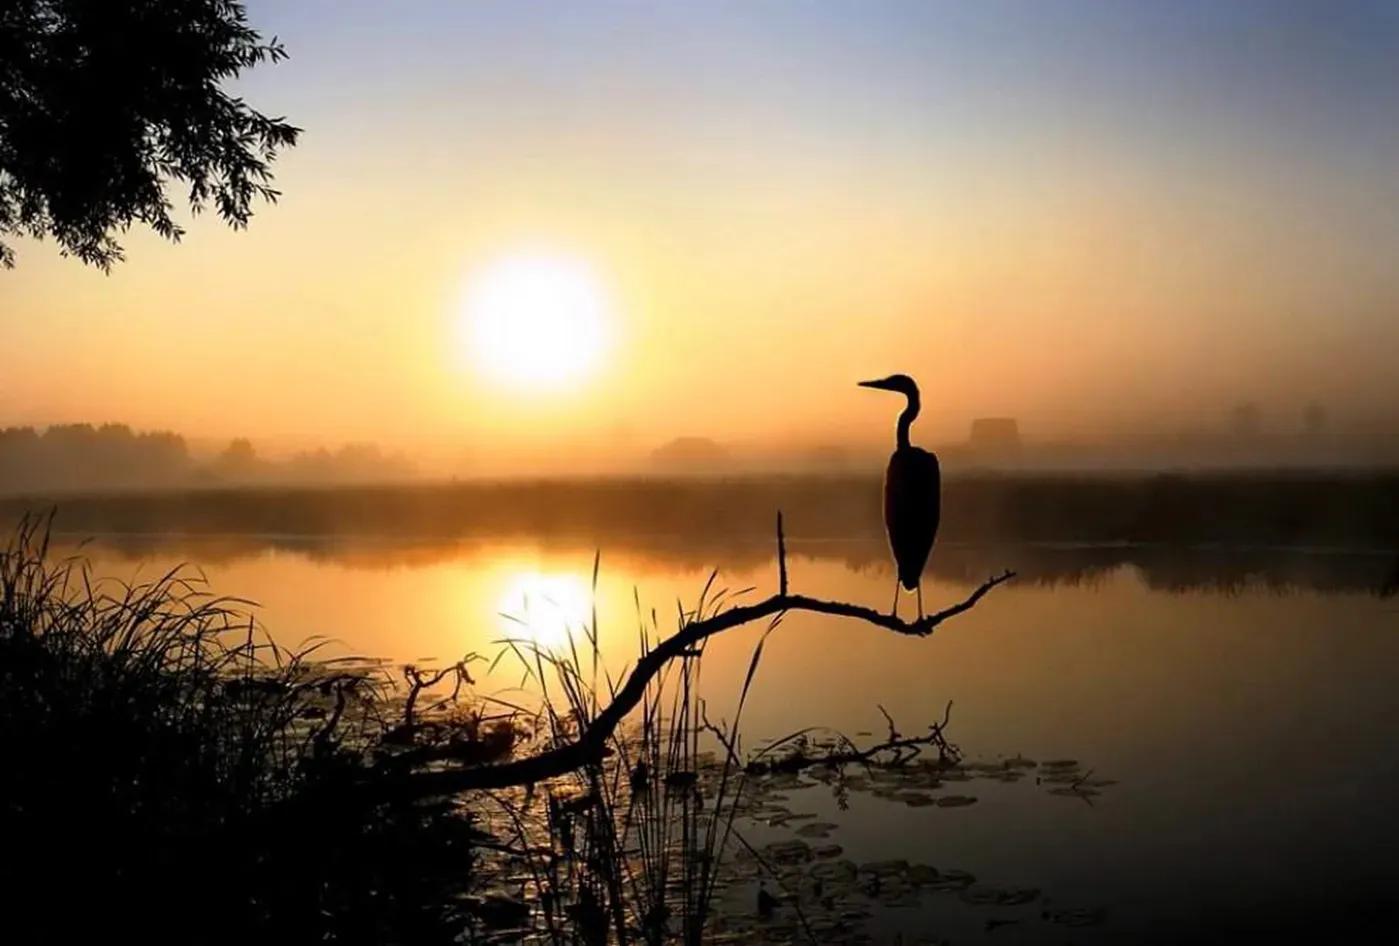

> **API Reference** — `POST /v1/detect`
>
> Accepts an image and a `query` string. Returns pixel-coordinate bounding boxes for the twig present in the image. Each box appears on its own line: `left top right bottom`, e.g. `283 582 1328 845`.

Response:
776 510 788 597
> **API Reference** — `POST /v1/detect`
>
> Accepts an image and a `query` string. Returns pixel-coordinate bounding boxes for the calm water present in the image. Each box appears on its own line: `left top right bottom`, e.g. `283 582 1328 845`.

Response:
55 531 1399 942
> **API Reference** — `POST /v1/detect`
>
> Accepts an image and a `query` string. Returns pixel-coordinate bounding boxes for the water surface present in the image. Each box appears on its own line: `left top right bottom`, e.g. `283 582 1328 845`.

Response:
54 530 1399 942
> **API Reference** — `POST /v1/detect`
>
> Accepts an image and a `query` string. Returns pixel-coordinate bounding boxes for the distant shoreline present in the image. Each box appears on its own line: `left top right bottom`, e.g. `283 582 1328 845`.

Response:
3 470 1397 553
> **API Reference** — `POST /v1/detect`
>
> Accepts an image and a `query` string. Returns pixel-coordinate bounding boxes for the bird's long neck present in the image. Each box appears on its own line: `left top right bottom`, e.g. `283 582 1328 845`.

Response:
896 391 920 450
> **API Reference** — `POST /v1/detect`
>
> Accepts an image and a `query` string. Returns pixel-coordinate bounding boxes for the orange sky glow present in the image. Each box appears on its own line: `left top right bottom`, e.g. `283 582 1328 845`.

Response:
3 2 1397 474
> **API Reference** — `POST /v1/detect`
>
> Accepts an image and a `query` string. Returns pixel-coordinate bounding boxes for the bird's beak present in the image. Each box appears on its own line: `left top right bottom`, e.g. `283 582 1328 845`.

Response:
858 379 890 390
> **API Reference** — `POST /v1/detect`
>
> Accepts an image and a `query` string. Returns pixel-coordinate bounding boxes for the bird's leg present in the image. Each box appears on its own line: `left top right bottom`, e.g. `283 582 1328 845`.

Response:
916 584 924 621
890 579 900 618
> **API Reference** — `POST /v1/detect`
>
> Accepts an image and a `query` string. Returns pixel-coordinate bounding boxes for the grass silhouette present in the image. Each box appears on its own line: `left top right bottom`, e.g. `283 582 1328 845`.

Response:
0 513 491 944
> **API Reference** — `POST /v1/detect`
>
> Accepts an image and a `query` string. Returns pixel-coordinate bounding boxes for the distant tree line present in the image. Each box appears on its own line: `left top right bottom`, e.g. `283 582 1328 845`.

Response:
0 424 414 494
210 437 416 487
0 424 189 492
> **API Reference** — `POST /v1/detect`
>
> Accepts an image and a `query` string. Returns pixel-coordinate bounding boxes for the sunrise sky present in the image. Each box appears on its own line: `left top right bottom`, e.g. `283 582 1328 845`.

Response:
3 1 1397 473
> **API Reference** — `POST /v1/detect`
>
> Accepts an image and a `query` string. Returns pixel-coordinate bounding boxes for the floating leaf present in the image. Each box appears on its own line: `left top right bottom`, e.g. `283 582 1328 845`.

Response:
761 840 812 866
935 794 978 807
1045 907 1107 927
795 821 839 838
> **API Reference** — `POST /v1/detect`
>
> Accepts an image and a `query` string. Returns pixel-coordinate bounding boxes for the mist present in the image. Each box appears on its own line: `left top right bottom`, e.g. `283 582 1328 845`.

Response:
3 402 1397 497
0 424 415 495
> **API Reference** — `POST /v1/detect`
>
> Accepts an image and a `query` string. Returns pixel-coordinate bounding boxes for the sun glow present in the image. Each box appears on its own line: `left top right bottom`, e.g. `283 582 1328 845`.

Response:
459 252 612 391
496 570 594 650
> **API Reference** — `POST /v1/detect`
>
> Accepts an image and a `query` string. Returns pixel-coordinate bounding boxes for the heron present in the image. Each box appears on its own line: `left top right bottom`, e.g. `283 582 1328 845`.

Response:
859 374 940 619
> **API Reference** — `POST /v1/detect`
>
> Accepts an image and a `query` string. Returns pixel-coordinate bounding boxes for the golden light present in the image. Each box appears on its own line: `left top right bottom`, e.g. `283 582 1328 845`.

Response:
459 252 612 391
496 570 594 650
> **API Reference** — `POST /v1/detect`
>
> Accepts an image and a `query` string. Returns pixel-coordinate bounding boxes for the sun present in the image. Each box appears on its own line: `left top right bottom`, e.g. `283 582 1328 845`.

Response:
459 252 612 390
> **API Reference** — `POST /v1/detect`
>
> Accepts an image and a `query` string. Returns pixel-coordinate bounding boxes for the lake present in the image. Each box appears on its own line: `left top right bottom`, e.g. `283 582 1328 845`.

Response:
44 518 1399 944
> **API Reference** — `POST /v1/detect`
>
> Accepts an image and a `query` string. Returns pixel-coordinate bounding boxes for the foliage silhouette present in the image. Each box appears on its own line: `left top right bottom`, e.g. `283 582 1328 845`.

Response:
0 0 298 269
0 513 502 943
0 423 413 491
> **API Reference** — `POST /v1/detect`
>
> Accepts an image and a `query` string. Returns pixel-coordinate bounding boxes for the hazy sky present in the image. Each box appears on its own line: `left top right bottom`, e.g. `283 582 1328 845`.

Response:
3 1 1397 471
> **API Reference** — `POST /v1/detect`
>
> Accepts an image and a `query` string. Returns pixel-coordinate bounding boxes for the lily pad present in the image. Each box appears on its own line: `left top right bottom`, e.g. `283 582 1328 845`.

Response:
859 859 910 877
925 868 976 891
762 839 813 866
960 886 1041 906
897 791 937 807
795 821 840 838
935 794 978 808
908 864 941 885
1045 907 1106 927
810 859 858 883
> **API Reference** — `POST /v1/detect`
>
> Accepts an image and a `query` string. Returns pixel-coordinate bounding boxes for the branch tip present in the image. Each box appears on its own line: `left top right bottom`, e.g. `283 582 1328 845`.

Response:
776 510 788 596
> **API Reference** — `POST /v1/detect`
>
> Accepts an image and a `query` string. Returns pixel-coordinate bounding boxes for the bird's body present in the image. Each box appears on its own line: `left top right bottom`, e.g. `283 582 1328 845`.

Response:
884 445 941 591
859 373 941 618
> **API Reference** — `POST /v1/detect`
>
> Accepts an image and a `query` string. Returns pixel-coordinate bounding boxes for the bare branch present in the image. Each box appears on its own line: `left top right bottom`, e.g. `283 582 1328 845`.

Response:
373 571 1014 799
746 706 962 774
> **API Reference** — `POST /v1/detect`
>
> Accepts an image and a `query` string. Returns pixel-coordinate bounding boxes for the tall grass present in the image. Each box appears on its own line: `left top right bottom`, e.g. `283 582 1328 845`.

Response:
478 563 782 945
0 513 790 944
3 511 930 944
0 514 487 944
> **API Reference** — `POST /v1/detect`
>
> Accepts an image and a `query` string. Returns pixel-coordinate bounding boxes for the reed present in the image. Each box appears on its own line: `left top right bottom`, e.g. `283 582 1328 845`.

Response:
1 510 1007 944
472 562 783 944
0 513 488 944
0 513 788 944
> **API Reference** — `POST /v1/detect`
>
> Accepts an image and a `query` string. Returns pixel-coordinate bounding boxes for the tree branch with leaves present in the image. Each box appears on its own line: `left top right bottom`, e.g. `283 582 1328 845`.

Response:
0 0 298 269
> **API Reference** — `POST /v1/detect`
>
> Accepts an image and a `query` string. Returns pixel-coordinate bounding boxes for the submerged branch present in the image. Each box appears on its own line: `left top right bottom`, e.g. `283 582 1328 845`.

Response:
746 702 961 774
377 571 1014 799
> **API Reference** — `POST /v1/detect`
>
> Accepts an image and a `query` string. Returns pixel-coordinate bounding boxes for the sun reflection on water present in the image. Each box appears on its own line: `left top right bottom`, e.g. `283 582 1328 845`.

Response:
495 570 594 651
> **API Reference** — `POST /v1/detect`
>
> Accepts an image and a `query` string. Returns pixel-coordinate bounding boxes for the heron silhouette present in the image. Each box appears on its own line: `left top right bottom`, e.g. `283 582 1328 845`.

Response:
860 374 941 618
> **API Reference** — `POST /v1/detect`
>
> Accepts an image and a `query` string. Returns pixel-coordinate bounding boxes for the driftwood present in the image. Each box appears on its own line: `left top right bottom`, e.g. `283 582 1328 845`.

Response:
374 514 1013 800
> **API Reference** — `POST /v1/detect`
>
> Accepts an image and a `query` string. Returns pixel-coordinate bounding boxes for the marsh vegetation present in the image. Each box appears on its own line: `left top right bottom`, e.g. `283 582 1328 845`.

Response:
5 512 1074 945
